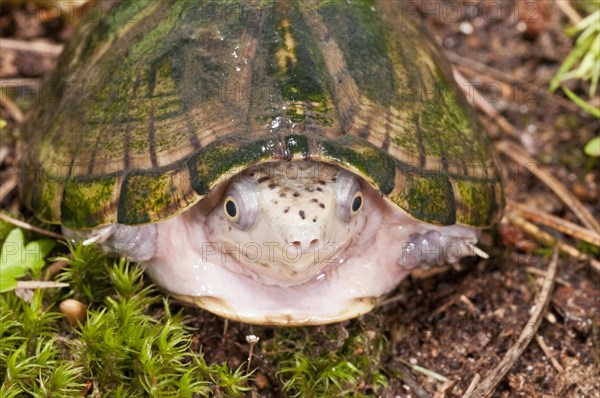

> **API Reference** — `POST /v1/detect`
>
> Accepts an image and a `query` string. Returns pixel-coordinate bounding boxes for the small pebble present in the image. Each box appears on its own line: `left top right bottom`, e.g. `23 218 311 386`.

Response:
59 299 87 325
254 372 269 389
459 22 473 35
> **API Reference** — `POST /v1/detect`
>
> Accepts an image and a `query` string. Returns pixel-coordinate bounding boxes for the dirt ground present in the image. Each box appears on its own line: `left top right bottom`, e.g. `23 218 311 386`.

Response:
1 1 598 397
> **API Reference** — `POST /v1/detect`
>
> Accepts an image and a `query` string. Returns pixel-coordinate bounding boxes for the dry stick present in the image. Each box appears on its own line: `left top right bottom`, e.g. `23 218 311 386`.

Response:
0 78 42 89
451 60 580 113
497 140 600 234
446 52 517 84
0 146 10 164
535 335 564 373
508 200 600 247
433 380 458 398
555 0 582 25
396 362 432 398
0 92 25 123
1 38 64 55
506 211 600 273
526 266 571 288
462 374 480 398
0 174 18 203
0 212 63 240
462 249 559 398
453 69 516 138
16 281 69 289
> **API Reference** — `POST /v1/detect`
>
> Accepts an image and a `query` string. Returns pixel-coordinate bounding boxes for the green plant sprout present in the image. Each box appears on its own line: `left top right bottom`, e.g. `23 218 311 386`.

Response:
550 9 600 119
0 228 55 292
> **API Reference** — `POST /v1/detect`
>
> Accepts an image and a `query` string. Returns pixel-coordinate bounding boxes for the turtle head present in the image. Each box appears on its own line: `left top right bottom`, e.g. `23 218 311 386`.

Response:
206 162 367 284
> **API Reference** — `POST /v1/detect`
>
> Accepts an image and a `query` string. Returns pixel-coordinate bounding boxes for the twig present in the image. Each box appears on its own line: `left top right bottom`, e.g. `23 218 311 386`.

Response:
506 210 600 273
399 359 450 383
453 68 517 138
42 260 70 280
0 38 63 56
16 281 69 289
0 212 63 240
535 335 564 373
525 267 571 287
0 92 25 123
463 374 480 398
396 362 433 398
0 173 18 202
0 146 10 165
450 52 582 113
497 140 600 233
447 52 517 84
508 200 600 247
0 78 42 89
433 380 458 398
459 294 480 317
555 0 582 25
462 248 559 398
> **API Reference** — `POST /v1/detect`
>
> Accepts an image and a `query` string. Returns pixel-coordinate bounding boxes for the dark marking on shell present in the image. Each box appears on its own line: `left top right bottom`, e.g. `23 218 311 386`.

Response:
280 193 287 198
316 187 323 192
318 180 326 185
257 176 269 183
284 207 290 213
268 183 277 189
319 203 325 209
293 192 300 197
299 210 305 220
310 198 318 203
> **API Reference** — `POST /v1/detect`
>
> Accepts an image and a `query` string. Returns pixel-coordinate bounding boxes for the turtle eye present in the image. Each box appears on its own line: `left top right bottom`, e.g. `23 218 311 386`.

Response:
350 191 363 215
335 171 363 222
224 196 239 222
223 180 259 230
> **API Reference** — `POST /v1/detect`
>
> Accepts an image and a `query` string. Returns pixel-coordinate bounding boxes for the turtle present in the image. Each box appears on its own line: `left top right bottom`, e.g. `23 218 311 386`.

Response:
20 0 504 325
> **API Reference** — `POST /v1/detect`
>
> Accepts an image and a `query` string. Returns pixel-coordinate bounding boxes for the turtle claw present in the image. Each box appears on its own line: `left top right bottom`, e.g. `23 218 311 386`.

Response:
64 224 157 262
398 229 482 269
467 243 489 259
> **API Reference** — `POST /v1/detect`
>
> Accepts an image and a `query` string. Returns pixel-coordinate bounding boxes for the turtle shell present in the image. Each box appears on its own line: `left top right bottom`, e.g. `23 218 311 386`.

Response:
21 0 503 230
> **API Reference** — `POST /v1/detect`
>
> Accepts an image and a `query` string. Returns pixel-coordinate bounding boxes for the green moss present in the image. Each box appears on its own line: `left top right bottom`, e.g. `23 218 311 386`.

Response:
394 173 455 225
119 172 173 225
0 248 253 397
189 138 272 194
321 137 396 194
62 177 116 228
455 180 496 227
264 318 389 397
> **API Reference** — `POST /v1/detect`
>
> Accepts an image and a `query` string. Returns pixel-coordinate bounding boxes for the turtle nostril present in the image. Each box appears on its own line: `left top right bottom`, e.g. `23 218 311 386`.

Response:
292 241 301 248
309 239 319 248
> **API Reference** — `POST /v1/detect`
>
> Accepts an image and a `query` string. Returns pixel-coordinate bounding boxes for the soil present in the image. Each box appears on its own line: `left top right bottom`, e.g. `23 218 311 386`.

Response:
1 1 598 397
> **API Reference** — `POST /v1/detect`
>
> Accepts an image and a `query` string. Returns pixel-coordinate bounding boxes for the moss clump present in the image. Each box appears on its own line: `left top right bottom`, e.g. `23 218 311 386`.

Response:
262 320 389 397
0 239 253 397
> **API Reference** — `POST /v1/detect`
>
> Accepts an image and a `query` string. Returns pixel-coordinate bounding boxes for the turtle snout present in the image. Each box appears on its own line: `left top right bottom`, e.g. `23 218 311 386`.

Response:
290 239 319 250
286 238 320 258
281 237 323 273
